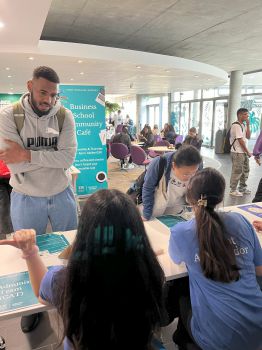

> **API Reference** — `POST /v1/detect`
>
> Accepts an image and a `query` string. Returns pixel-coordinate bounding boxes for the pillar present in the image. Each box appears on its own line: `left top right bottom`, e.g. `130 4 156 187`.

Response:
227 70 243 128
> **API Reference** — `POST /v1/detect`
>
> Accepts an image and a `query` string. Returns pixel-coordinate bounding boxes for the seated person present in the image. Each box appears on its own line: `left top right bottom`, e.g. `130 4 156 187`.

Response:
139 125 154 149
169 168 262 350
3 189 166 350
152 124 160 136
183 127 202 150
111 126 133 169
164 124 177 145
142 145 201 220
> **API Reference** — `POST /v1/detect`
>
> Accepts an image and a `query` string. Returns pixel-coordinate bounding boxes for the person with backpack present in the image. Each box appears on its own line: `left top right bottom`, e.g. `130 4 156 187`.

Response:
0 66 77 332
0 160 13 238
168 168 262 350
1 189 166 350
142 145 202 221
229 108 252 197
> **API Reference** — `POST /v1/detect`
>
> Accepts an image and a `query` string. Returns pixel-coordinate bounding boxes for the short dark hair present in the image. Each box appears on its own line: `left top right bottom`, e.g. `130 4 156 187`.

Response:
172 144 202 167
189 127 197 133
237 108 248 116
122 126 128 133
33 66 60 83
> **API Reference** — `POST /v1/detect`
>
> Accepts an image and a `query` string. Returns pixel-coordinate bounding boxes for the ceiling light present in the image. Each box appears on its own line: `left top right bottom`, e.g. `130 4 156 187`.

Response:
10 87 13 90
77 60 83 63
0 22 5 29
5 67 10 71
70 78 74 81
8 92 13 95
136 66 141 69
28 57 34 60
80 72 84 75
194 75 199 78
165 70 170 72
7 75 12 78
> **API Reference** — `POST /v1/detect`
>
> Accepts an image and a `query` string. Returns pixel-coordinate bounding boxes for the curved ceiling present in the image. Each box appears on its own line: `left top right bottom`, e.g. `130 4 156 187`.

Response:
41 0 262 73
0 0 242 94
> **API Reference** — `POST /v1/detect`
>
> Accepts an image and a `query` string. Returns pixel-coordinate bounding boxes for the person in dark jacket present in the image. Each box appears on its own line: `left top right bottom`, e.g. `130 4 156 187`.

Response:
141 145 202 220
139 125 154 149
183 127 202 150
112 126 134 169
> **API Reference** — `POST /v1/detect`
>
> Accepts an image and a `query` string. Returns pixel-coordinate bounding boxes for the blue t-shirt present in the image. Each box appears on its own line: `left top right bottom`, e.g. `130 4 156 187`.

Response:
39 265 72 350
169 212 262 350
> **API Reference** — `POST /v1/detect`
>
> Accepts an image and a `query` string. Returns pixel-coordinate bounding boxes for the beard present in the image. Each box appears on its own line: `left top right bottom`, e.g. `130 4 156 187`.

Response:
29 92 52 116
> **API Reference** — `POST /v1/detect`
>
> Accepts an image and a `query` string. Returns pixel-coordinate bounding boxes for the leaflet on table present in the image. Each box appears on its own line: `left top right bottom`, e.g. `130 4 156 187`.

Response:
0 271 38 313
156 215 186 228
36 233 69 254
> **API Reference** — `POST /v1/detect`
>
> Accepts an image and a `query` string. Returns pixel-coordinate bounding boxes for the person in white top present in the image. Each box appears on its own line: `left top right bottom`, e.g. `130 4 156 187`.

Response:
229 108 251 197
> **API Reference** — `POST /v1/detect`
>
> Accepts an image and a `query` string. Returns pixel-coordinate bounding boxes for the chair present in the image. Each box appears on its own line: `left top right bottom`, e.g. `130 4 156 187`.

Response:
175 135 184 145
110 143 130 169
156 140 170 147
130 145 151 169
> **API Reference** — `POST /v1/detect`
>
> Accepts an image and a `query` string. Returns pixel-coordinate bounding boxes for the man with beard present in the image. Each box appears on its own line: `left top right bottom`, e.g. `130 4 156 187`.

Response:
0 66 77 332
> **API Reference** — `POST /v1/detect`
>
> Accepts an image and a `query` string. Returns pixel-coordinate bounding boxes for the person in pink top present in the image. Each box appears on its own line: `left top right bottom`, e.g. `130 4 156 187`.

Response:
0 160 13 237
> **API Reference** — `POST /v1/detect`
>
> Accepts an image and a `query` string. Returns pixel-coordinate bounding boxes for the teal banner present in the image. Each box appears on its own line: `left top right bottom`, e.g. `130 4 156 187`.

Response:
0 93 21 110
60 85 107 196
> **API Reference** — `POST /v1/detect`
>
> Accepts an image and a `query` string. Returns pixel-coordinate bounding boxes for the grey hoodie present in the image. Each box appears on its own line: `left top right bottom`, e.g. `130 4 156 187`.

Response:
0 93 77 196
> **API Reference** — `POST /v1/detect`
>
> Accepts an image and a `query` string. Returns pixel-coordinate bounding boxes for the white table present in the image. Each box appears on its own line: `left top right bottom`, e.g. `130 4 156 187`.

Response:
148 146 174 153
144 203 262 281
0 203 261 319
0 231 76 320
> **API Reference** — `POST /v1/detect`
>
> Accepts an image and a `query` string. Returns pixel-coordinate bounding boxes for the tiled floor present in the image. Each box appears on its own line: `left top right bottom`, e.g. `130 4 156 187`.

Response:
1 146 261 349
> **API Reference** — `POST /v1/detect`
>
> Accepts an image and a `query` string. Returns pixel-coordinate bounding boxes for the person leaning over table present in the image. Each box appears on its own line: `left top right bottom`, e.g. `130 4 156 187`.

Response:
168 168 262 350
1 189 166 350
141 145 202 221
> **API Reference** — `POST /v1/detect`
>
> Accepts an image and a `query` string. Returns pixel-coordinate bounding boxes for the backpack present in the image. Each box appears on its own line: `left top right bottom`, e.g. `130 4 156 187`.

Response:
126 156 166 205
223 121 243 153
12 102 66 134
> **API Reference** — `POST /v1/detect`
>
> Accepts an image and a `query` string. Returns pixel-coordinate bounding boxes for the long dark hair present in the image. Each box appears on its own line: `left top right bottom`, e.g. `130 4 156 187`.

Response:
56 189 165 350
186 168 240 283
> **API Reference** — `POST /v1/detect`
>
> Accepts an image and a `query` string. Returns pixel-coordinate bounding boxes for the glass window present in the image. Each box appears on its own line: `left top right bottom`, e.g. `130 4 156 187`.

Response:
161 96 169 128
202 101 213 146
180 103 190 136
213 99 227 145
241 96 262 139
190 102 200 129
171 102 180 133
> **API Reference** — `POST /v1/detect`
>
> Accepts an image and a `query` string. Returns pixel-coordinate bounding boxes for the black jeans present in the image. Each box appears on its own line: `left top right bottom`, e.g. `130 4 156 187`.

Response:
165 276 201 349
0 177 13 236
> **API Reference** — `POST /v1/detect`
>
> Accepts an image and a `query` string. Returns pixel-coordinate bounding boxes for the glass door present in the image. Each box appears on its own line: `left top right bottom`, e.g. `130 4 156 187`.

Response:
180 102 190 136
202 101 213 146
147 104 160 127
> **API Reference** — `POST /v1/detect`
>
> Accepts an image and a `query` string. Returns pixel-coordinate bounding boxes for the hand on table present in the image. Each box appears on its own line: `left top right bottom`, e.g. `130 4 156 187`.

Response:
253 221 262 232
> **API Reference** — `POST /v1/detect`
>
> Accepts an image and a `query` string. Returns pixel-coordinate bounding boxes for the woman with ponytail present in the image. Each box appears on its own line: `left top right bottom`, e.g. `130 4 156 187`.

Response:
169 168 262 350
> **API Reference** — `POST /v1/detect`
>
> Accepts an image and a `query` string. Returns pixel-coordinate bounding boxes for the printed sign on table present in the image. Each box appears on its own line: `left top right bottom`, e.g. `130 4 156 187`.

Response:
60 85 107 196
0 271 38 313
238 204 262 218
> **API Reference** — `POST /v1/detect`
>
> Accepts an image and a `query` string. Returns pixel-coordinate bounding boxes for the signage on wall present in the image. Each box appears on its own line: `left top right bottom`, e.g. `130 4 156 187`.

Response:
0 94 22 110
60 85 107 196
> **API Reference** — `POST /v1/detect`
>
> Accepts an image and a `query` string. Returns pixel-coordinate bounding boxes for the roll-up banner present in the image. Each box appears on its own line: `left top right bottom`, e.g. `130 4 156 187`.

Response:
60 85 107 196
